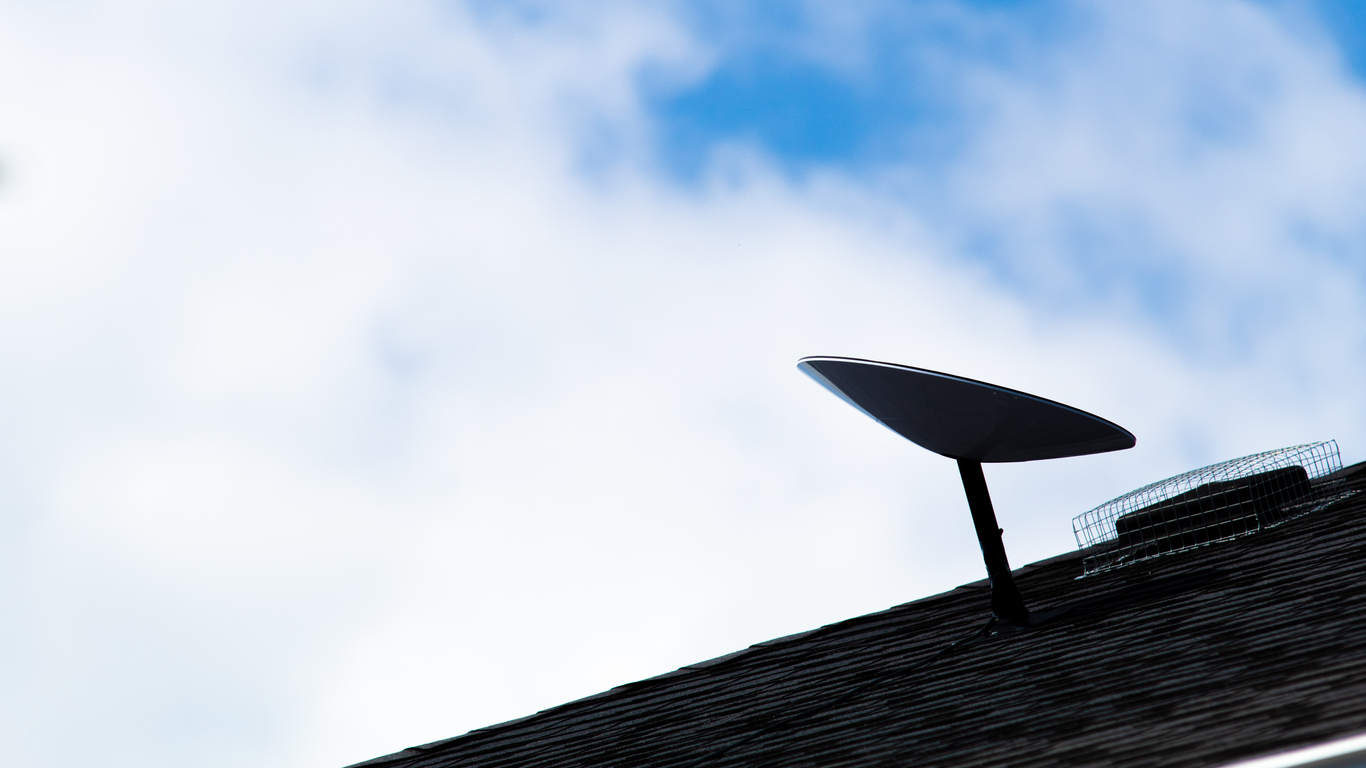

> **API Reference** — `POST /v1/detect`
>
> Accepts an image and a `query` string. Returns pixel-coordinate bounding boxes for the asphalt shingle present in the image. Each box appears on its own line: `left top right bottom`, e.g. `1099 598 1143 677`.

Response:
348 465 1366 768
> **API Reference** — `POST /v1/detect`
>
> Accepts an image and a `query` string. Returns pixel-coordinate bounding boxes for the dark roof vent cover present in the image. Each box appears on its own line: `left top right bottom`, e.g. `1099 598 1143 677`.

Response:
1074 441 1354 575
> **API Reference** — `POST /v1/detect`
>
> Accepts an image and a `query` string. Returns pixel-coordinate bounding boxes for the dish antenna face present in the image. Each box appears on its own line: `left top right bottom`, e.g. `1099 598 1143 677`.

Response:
799 357 1135 626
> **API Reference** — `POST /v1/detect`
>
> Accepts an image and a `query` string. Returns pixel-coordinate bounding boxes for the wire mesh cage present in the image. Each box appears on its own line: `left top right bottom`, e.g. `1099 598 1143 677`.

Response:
1073 441 1353 575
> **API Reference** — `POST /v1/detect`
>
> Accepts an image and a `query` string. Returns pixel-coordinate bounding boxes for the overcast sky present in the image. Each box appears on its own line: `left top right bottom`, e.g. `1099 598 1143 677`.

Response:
2 1 1366 766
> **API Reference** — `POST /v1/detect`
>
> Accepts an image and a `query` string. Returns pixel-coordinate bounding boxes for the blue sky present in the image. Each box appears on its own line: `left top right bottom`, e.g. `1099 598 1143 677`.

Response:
1313 0 1366 74
1 2 1366 767
651 1 1366 174
649 0 1074 176
645 0 1366 345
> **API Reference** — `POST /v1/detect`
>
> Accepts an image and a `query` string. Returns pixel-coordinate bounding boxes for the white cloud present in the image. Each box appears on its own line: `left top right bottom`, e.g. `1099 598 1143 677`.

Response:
0 1 1362 767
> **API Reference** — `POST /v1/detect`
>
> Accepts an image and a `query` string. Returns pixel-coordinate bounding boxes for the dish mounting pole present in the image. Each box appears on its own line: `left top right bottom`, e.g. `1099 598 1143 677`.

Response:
957 459 1030 625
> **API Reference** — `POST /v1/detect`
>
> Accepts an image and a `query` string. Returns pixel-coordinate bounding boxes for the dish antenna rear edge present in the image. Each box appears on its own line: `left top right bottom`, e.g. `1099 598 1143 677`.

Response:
798 357 1135 627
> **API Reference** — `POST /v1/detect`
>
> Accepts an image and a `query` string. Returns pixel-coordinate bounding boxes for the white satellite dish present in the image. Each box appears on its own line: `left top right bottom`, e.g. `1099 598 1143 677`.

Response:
799 357 1135 626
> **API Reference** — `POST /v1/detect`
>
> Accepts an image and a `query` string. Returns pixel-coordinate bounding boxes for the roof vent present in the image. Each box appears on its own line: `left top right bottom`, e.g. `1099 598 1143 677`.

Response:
1073 441 1353 575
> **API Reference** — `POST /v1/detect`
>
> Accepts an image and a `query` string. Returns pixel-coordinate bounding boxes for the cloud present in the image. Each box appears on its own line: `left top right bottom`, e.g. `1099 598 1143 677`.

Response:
0 1 1363 767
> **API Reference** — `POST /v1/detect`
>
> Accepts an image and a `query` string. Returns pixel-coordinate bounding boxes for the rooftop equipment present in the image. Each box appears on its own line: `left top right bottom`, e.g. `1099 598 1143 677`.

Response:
1073 441 1354 575
798 356 1135 627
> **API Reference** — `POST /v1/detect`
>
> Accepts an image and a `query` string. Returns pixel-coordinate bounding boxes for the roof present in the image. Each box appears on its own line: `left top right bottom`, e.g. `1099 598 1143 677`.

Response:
348 462 1366 768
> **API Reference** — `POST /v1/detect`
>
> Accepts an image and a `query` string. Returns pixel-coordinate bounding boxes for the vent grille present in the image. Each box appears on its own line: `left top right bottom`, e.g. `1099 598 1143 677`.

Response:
1074 441 1353 575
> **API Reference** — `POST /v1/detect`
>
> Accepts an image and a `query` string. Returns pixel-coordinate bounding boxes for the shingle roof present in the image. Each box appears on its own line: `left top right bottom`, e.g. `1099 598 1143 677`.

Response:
348 463 1366 768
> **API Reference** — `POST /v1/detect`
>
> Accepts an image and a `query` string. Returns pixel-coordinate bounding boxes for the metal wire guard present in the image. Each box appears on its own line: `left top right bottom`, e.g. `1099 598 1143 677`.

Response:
1073 441 1348 575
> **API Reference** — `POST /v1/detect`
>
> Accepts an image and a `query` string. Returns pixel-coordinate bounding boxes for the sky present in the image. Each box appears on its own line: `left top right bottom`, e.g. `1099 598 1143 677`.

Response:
1 1 1365 766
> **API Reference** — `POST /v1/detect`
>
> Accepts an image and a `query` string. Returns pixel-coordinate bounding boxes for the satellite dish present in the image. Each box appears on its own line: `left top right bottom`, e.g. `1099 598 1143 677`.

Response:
799 356 1135 626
